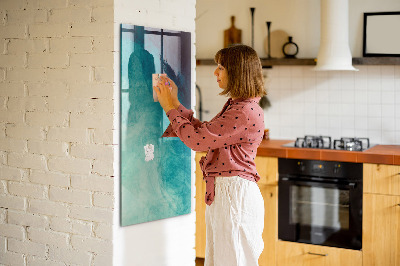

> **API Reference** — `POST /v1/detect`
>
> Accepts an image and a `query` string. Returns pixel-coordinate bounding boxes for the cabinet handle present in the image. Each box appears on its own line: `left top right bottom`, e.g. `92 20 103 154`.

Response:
397 204 400 207
307 252 328 256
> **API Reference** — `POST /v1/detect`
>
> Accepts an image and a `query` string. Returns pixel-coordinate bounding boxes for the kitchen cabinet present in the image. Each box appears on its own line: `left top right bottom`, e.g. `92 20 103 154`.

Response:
195 152 207 258
195 155 400 265
195 154 279 266
363 193 400 266
255 156 278 186
276 241 362 266
363 164 400 266
363 163 400 196
259 184 278 266
255 157 278 266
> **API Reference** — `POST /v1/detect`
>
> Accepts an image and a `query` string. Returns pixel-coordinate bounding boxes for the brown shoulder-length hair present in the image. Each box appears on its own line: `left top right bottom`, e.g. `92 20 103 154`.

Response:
214 44 266 99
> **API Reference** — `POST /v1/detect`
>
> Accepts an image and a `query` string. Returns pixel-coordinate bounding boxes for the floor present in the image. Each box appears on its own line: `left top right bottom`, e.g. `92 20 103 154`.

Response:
195 257 205 266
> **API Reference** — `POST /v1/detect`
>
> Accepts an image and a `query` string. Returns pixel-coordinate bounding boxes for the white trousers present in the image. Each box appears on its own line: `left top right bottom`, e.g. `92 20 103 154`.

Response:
205 176 264 266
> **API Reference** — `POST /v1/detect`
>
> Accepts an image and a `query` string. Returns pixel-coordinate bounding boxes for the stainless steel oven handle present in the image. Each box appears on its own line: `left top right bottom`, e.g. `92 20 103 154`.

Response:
281 177 355 189
307 252 328 256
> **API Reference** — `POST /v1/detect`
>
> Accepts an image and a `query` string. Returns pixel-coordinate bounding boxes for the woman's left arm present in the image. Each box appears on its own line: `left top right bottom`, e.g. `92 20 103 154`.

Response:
165 107 249 152
155 77 203 138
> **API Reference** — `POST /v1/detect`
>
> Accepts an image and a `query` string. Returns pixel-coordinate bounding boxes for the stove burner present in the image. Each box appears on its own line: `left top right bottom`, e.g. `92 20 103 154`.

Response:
333 137 370 151
295 135 332 149
286 136 372 151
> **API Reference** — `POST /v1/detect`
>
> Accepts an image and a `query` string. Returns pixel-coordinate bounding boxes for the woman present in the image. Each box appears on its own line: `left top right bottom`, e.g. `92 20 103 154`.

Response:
154 44 266 266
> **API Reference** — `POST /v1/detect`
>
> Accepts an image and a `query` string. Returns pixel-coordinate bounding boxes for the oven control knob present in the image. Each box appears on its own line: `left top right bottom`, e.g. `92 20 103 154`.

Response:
298 161 305 171
334 164 341 174
334 167 339 174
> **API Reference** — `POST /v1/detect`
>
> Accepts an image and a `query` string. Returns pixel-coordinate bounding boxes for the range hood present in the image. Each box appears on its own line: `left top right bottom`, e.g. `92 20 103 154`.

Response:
314 0 358 71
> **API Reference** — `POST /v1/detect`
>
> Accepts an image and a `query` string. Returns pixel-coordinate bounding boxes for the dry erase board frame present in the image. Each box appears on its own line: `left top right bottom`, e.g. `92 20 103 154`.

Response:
120 24 192 226
363 11 400 57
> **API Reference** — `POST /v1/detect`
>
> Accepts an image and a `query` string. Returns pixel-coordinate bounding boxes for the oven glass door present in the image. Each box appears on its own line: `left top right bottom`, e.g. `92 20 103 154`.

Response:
278 177 362 250
292 184 349 238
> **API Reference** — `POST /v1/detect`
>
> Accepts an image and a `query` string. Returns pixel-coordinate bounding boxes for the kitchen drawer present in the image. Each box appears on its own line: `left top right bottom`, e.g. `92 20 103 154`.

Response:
276 241 362 266
364 164 400 196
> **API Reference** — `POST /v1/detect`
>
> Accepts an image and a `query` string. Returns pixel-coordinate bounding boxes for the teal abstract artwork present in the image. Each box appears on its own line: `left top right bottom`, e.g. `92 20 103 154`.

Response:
120 24 192 226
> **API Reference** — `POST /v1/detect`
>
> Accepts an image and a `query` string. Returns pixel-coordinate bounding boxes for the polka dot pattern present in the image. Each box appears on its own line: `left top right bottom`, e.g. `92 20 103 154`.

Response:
161 97 265 205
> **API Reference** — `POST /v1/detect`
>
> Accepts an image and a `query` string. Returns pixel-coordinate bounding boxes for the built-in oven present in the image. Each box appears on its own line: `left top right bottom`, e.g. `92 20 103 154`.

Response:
278 158 363 250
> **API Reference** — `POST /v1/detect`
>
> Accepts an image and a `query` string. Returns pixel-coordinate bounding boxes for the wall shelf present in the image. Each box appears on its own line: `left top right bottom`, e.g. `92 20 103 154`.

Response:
196 57 400 67
352 57 400 65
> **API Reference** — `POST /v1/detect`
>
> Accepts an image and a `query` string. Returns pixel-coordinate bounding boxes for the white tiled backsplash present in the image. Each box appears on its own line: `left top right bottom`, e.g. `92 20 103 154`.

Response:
196 65 400 145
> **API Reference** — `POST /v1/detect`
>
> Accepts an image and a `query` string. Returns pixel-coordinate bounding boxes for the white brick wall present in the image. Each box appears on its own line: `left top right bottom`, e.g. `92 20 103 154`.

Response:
0 0 114 265
8 210 49 229
8 238 47 257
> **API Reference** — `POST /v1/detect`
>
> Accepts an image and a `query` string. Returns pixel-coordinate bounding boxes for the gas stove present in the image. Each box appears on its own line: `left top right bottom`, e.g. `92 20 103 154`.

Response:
283 135 373 151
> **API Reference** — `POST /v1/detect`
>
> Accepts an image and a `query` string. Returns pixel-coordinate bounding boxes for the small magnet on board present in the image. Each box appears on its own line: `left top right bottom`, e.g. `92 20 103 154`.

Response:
144 144 154 162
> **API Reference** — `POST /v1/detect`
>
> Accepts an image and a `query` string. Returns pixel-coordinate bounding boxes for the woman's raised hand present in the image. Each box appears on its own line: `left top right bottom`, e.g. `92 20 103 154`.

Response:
153 76 175 113
160 76 180 108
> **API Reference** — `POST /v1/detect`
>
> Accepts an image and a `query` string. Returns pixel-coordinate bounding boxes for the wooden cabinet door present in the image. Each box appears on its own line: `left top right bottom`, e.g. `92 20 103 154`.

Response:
195 152 207 258
277 241 362 266
364 164 400 196
363 193 400 266
259 185 278 266
255 156 278 186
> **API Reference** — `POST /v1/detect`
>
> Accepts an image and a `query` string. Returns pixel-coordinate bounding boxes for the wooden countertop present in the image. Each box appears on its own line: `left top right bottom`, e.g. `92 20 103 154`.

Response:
256 139 400 165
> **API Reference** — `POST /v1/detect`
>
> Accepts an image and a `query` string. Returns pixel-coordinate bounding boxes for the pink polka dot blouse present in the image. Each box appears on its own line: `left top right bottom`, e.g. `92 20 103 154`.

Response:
162 97 265 205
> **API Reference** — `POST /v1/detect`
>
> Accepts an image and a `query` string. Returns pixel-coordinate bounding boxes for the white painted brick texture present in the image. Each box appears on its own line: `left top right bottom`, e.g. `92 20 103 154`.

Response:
49 37 92 53
8 210 49 229
0 0 115 264
7 238 47 257
94 222 112 240
7 9 48 24
29 170 70 187
7 39 47 54
50 216 92 236
0 208 6 222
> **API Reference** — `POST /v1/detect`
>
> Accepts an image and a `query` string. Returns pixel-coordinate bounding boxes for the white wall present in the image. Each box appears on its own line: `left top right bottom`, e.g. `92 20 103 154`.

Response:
197 64 400 145
196 0 400 145
196 0 400 58
113 1 197 266
0 0 115 265
265 65 400 144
